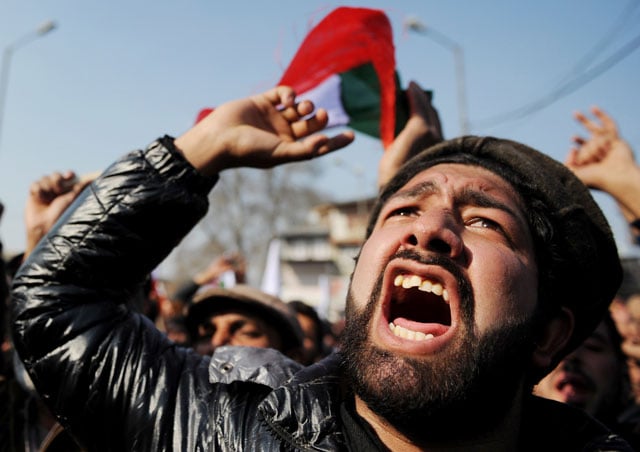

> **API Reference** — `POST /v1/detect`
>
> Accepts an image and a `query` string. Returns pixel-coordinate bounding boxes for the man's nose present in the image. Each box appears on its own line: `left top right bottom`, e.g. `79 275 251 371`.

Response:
403 209 464 259
211 329 232 348
562 352 583 370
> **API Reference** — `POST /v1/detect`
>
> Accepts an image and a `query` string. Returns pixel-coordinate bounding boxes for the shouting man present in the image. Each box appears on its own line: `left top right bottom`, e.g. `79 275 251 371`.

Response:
11 85 630 450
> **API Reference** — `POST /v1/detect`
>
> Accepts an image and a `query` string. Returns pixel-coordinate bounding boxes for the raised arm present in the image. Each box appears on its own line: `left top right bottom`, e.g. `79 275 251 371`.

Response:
565 106 640 225
377 81 443 190
11 86 353 450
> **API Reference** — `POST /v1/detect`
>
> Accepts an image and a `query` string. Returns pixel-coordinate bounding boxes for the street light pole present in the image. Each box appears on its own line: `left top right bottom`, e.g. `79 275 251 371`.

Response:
404 17 470 135
0 20 56 151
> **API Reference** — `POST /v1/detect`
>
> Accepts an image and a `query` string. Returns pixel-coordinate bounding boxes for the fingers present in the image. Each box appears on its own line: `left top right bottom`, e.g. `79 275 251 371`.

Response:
266 85 321 126
280 99 315 123
565 148 580 167
301 131 355 158
285 130 355 161
316 131 355 155
572 135 586 147
281 100 354 159
267 85 332 139
574 110 600 134
407 81 427 114
590 105 618 135
570 136 608 165
406 81 435 122
264 86 297 109
574 106 617 137
290 108 329 138
28 170 94 208
30 171 77 204
72 171 100 194
406 80 443 141
570 105 619 167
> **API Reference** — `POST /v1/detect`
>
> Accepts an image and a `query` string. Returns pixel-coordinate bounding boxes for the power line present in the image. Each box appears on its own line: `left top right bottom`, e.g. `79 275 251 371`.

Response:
472 8 640 130
554 0 639 89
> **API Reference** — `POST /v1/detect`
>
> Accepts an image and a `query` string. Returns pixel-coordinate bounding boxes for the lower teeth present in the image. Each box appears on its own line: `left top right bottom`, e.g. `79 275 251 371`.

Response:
389 322 435 341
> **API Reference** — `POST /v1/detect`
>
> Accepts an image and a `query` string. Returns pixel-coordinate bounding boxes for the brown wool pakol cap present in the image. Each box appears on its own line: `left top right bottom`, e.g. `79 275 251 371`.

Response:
369 135 622 362
187 284 303 352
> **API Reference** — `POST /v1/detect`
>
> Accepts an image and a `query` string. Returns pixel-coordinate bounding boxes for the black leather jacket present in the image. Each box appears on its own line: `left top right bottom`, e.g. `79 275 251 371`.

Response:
11 137 634 451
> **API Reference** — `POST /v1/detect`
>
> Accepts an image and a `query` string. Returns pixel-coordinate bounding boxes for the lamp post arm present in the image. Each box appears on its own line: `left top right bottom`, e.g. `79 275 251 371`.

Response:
452 46 470 135
0 47 14 149
404 18 470 135
0 20 56 150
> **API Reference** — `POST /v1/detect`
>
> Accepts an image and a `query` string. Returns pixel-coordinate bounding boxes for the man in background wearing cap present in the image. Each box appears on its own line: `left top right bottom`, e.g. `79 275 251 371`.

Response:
11 84 633 450
186 284 304 360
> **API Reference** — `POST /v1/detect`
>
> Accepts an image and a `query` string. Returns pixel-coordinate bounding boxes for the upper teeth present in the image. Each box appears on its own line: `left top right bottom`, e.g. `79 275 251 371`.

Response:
393 274 450 303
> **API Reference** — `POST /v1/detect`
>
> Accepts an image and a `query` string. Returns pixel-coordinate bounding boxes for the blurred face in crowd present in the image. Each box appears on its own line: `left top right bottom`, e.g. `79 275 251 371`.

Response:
625 295 640 338
341 163 559 439
534 320 622 419
296 312 321 365
627 357 640 404
622 295 640 403
192 310 283 356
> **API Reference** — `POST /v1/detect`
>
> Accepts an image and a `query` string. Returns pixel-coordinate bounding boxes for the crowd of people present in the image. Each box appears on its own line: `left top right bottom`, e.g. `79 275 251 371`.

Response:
0 78 639 450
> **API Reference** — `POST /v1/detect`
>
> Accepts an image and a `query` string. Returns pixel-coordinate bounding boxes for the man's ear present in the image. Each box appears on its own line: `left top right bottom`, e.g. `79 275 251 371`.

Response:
531 307 574 369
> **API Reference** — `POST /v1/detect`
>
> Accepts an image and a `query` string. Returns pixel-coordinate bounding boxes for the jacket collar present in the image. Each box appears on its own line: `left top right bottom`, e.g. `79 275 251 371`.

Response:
259 353 347 450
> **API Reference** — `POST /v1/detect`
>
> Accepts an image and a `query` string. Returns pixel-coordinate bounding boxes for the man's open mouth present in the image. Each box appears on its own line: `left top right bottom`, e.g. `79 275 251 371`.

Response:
387 274 452 341
557 372 593 394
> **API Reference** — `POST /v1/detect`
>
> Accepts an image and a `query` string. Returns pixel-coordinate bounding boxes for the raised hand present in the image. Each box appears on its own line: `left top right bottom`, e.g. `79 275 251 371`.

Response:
564 105 640 233
24 171 96 258
565 105 636 191
175 86 355 176
377 81 443 189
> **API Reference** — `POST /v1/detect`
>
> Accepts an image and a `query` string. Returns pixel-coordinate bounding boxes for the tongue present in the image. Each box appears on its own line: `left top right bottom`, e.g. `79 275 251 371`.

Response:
392 317 449 336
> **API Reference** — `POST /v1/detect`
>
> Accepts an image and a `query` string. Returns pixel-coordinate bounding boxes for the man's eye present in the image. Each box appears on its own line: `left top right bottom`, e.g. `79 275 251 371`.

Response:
467 217 502 232
231 325 265 339
198 324 215 339
230 321 264 339
388 206 416 217
241 330 265 339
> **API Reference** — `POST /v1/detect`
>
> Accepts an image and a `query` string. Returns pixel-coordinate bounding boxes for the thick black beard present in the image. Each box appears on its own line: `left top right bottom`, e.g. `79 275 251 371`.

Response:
340 251 537 444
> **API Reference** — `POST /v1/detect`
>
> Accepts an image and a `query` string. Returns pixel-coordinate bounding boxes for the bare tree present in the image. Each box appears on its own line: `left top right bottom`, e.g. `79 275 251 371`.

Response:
162 160 328 286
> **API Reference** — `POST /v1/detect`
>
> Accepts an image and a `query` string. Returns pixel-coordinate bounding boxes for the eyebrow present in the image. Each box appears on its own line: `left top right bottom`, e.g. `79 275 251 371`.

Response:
390 180 438 200
388 181 524 221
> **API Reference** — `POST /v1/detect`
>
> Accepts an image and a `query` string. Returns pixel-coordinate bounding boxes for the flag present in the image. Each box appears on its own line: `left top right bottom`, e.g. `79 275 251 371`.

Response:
195 7 408 148
278 6 407 148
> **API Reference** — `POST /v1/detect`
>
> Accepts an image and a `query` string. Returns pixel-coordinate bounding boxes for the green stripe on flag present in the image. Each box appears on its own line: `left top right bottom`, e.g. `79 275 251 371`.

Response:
340 63 408 139
340 63 381 137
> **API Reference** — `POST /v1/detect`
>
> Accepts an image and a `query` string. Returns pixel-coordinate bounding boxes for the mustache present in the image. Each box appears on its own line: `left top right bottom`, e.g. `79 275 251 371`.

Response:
392 249 474 317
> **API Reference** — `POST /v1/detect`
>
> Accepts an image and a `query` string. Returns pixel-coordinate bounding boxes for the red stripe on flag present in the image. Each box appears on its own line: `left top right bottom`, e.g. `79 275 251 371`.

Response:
279 7 398 147
195 108 214 124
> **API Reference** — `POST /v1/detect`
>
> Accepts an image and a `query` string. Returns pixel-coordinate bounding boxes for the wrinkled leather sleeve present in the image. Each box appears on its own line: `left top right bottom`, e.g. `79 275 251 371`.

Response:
10 137 224 450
